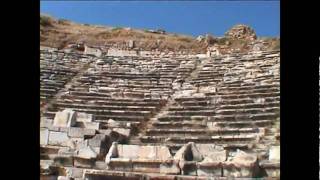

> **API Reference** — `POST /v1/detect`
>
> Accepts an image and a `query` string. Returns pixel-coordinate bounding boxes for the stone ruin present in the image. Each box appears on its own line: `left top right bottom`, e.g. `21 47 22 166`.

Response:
225 24 257 41
40 46 280 179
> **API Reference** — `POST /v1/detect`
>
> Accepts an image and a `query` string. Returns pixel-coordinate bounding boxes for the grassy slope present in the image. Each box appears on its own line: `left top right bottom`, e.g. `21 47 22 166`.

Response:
40 15 279 53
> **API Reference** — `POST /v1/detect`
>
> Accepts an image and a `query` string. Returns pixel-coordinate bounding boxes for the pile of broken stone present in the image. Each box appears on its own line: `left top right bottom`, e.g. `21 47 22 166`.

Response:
41 108 279 179
225 24 257 41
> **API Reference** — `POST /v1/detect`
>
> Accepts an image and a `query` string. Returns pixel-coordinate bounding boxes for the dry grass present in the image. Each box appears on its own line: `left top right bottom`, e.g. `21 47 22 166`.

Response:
40 15 279 53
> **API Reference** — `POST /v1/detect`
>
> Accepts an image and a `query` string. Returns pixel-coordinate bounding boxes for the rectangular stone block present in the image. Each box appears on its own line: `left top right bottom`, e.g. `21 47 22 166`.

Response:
109 158 133 172
53 109 77 127
74 157 94 168
132 162 159 173
223 166 253 178
65 167 84 178
68 127 96 138
197 166 222 177
77 112 94 122
113 128 131 137
160 163 180 175
95 161 108 170
83 122 100 130
88 134 106 147
40 128 49 145
40 119 53 128
118 144 140 159
48 131 70 146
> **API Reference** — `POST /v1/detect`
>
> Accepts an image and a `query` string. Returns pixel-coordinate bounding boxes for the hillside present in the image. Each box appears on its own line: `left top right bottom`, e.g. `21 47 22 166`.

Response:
40 14 279 54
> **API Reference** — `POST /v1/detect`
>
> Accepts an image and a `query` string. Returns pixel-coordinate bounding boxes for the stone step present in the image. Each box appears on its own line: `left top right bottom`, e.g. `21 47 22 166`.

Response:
140 134 257 144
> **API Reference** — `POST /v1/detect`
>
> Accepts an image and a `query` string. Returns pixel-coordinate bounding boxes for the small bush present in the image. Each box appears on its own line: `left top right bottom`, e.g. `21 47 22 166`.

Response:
58 19 70 25
40 16 52 26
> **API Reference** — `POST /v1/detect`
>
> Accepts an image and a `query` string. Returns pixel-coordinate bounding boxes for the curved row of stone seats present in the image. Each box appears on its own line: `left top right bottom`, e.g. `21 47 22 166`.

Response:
40 49 95 105
41 56 199 140
68 142 267 179
140 51 279 157
103 142 258 177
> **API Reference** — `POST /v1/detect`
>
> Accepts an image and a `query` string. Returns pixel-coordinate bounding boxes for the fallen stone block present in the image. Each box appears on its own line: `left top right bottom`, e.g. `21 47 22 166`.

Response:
48 131 70 146
88 134 107 147
222 150 259 178
65 167 83 178
68 127 96 138
76 112 94 122
53 109 77 127
113 128 131 138
77 146 98 159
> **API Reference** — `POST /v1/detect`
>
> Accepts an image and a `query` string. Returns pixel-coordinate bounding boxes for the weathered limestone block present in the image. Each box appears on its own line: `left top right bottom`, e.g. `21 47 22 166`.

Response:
68 127 96 138
65 167 84 178
40 128 49 145
76 112 94 122
118 144 140 159
53 109 77 127
109 158 133 171
77 146 98 159
48 131 70 146
105 143 174 173
95 161 108 170
113 128 131 138
84 46 102 57
195 144 226 161
107 119 121 127
83 122 100 130
259 161 280 178
223 150 258 178
269 146 280 161
159 163 180 175
88 134 107 148
40 118 54 128
195 144 226 177
197 162 222 177
132 161 159 173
